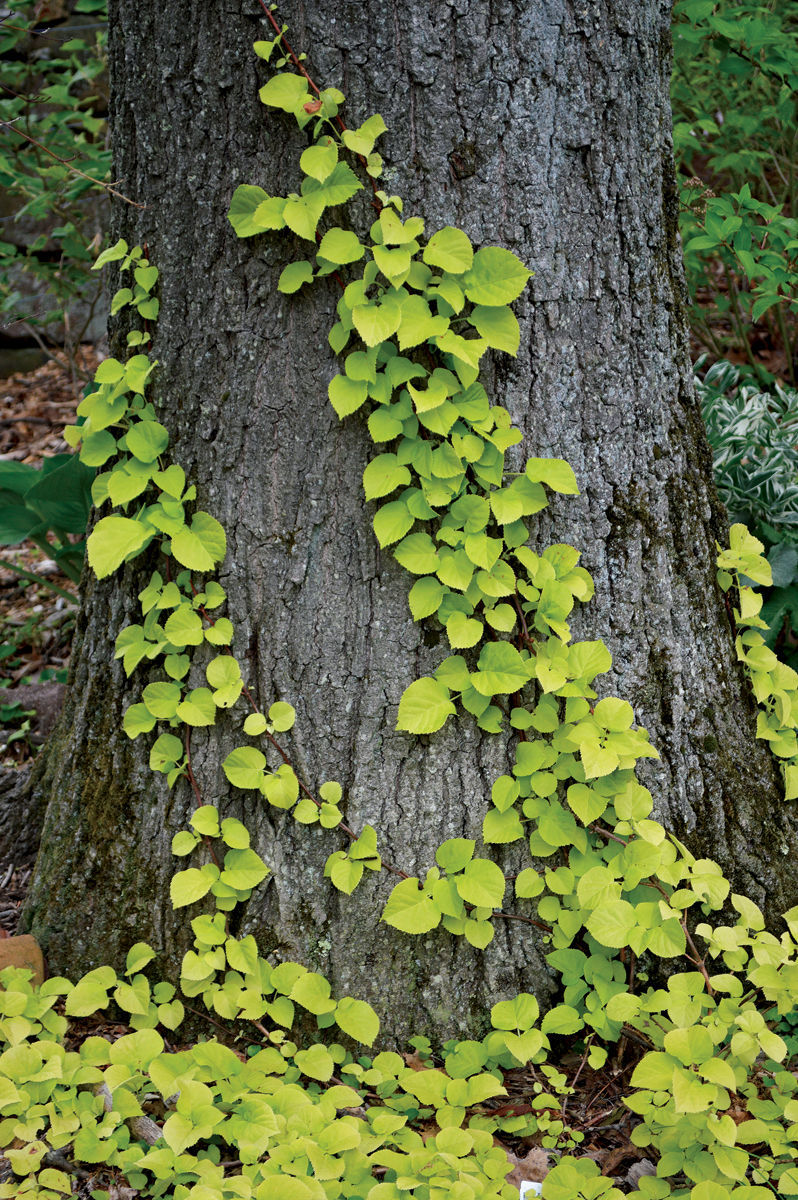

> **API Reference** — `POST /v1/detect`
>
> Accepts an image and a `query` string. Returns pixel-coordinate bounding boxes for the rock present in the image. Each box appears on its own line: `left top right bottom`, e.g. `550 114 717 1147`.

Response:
0 934 44 985
5 681 66 740
626 1160 656 1190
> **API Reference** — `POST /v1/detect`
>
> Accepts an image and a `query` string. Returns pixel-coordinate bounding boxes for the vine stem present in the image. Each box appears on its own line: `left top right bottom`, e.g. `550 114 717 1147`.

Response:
237 678 410 880
255 1 382 209
0 121 146 208
184 725 222 871
493 910 551 934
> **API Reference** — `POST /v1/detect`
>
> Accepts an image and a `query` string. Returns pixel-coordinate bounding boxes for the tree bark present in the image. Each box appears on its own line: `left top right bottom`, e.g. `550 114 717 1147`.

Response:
21 0 797 1045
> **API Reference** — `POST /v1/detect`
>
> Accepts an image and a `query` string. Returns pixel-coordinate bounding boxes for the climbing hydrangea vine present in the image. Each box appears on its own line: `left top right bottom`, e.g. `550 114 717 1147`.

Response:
1 12 798 1200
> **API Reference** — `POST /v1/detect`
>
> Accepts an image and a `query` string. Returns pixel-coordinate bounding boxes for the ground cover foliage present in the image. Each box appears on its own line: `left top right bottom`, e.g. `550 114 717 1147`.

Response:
2 4 798 1200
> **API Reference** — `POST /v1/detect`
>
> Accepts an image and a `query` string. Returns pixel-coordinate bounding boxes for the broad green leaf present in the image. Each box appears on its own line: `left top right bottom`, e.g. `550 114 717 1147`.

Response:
93 238 128 269
329 374 368 419
300 141 338 181
171 512 227 572
290 971 335 1015
482 806 524 843
525 457 579 494
176 687 217 725
220 818 251 849
123 703 156 738
126 943 156 975
382 877 441 933
223 746 266 789
436 839 475 873
352 300 402 346
541 1004 583 1035
87 516 149 579
373 500 414 547
294 1044 335 1082
463 246 531 305
126 420 169 463
396 677 456 734
170 868 214 909
455 858 506 908
284 197 324 241
393 531 439 574
190 805 220 836
171 830 199 856
335 996 380 1045
259 73 310 111
228 184 271 237
470 305 520 355
327 854 364 893
408 576 445 619
142 681 182 718
268 701 296 731
586 899 636 948
221 847 270 891
318 228 364 264
446 611 483 648
471 641 531 695
244 713 268 736
491 992 539 1031
424 227 474 274
150 732 183 772
397 293 448 350
164 606 204 647
362 454 411 500
64 966 116 1017
278 261 314 294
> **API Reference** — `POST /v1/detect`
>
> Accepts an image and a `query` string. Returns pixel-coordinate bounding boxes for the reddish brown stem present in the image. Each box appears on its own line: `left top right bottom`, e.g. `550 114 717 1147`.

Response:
256 2 382 209
492 910 552 934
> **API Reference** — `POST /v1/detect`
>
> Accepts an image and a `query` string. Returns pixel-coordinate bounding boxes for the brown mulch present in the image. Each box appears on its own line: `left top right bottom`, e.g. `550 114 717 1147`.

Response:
0 346 99 463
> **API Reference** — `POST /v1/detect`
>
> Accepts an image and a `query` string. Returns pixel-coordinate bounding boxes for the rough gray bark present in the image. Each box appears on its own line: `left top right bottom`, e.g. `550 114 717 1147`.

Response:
21 0 797 1044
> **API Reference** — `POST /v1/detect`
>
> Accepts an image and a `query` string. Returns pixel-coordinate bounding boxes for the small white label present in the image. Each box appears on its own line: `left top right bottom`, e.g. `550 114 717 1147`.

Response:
519 1183 543 1199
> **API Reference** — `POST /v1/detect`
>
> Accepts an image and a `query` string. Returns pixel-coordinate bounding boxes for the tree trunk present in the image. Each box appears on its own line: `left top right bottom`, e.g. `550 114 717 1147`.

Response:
21 0 797 1045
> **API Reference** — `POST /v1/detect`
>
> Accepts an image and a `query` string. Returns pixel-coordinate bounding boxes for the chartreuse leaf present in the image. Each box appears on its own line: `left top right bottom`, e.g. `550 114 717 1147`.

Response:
269 701 295 730
171 511 227 571
329 374 368 418
424 227 473 273
259 72 310 111
382 877 441 933
228 185 271 237
206 654 243 707
87 516 150 578
170 868 214 909
335 996 380 1045
463 246 531 304
278 261 314 294
470 304 521 355
525 457 579 494
65 966 117 1017
221 847 270 890
300 140 338 181
223 746 266 789
318 228 364 264
397 677 456 733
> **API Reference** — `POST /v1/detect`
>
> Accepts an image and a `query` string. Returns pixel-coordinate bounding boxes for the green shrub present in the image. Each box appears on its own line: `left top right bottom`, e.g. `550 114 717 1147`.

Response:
0 0 110 357
672 1 798 378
